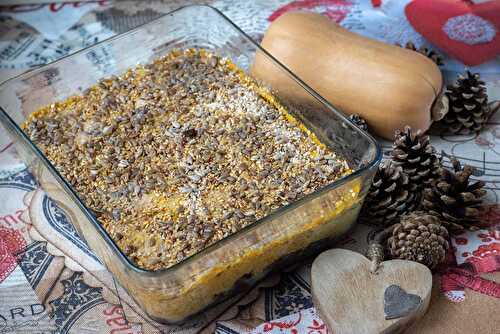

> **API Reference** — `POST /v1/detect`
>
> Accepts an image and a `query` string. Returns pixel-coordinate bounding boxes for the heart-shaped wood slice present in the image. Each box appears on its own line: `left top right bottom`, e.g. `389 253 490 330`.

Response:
312 249 432 334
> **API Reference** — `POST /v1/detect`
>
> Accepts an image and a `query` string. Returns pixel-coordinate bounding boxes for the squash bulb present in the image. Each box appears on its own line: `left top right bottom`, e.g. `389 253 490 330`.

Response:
251 12 443 140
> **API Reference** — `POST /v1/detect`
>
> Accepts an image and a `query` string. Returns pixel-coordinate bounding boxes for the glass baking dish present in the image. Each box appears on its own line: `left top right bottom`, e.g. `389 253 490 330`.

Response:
0 5 381 323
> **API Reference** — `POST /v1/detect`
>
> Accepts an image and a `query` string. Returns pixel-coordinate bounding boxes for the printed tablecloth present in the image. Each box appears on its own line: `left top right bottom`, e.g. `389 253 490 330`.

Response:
0 1 499 333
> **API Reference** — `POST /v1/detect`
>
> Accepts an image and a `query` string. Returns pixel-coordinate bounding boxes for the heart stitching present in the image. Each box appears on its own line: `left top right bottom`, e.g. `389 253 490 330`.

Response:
384 284 422 320
405 0 500 66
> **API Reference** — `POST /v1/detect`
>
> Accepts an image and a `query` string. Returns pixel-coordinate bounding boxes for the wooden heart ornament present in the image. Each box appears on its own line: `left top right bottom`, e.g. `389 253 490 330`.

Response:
405 0 500 66
311 249 432 334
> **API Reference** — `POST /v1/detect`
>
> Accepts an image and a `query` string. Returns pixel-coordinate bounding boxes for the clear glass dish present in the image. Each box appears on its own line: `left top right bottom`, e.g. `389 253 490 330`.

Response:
0 5 381 324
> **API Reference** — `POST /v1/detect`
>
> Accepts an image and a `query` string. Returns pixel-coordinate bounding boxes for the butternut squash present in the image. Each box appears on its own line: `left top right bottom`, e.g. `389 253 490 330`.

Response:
251 12 443 139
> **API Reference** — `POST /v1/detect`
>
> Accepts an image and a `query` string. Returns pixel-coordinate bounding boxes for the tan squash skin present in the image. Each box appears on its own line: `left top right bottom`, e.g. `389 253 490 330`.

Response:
251 12 443 139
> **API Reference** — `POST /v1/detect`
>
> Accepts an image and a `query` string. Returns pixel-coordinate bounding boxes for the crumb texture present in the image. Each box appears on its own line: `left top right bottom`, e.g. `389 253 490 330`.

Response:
24 49 350 270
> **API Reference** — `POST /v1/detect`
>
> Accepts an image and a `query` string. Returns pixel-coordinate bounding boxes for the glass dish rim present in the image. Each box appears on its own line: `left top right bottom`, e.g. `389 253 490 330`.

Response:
0 4 382 276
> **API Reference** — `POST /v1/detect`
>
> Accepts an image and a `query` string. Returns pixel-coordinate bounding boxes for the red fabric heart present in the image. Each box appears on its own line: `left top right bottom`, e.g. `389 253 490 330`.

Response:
405 0 500 66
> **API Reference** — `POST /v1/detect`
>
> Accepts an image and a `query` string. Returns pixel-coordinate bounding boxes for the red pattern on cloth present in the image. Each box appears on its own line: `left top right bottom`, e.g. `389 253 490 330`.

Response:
263 312 302 332
1 1 108 13
453 205 500 265
247 308 329 334
479 204 500 226
488 228 500 241
268 0 353 23
0 227 26 283
454 230 500 264
472 243 500 258
307 319 328 334
441 255 500 302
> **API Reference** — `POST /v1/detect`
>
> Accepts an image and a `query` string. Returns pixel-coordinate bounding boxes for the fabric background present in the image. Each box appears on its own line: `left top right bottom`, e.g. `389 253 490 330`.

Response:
0 1 499 333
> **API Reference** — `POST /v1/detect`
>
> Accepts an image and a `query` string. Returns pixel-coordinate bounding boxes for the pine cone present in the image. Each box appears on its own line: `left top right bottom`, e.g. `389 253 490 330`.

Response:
402 41 444 66
392 126 441 189
422 158 487 232
360 160 418 226
349 114 368 131
387 211 449 269
442 71 490 134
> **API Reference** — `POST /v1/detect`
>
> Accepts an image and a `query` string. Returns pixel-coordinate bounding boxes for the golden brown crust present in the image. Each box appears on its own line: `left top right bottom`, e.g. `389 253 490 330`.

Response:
23 49 351 270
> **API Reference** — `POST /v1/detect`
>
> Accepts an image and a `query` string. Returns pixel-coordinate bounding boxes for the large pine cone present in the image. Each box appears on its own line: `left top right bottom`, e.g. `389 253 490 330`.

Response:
422 158 487 232
361 160 418 226
392 126 441 189
442 71 490 134
403 41 444 66
387 211 449 269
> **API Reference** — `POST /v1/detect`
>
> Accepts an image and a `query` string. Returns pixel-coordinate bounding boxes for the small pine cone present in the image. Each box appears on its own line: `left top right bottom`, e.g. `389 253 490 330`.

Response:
392 126 442 189
422 158 487 232
442 71 490 134
387 211 449 269
360 160 418 226
349 114 368 131
402 41 444 66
